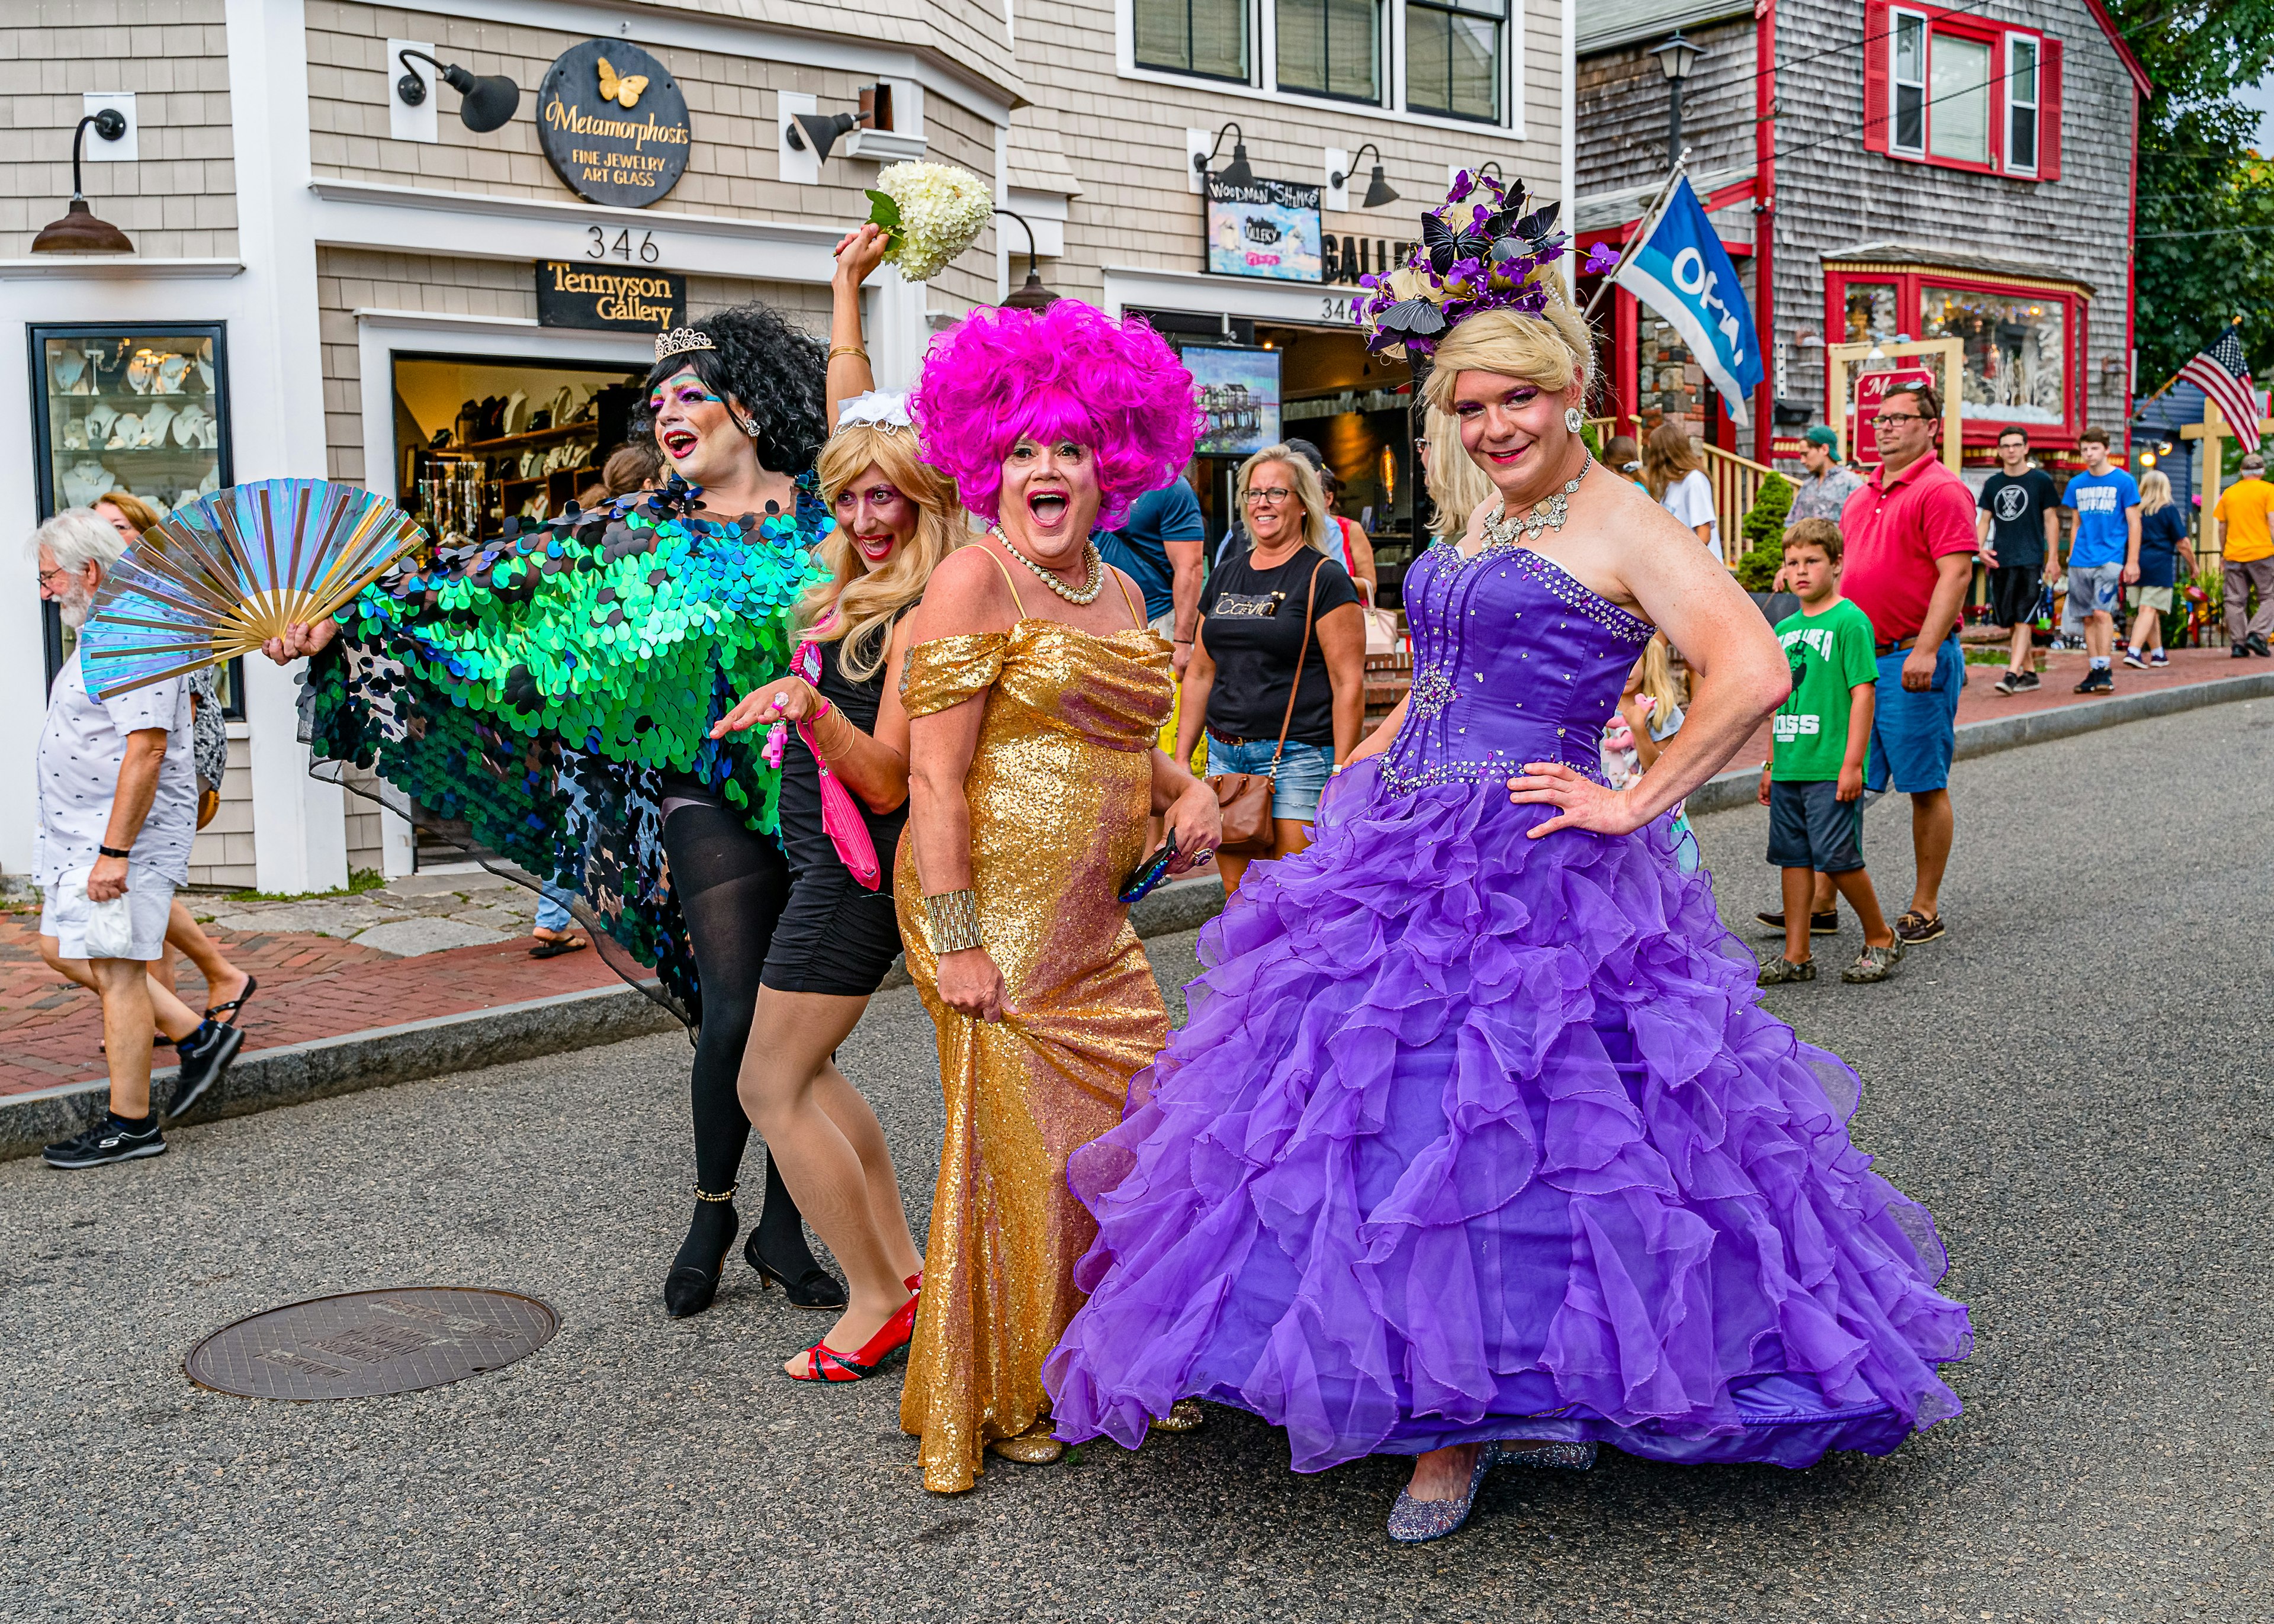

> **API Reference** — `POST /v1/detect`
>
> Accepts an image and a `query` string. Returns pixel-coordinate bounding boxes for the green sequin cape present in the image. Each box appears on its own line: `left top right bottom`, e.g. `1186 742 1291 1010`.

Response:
305 480 829 1020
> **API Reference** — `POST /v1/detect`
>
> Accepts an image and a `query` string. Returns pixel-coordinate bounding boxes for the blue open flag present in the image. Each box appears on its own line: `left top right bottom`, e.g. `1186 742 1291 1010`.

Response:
1614 176 1763 427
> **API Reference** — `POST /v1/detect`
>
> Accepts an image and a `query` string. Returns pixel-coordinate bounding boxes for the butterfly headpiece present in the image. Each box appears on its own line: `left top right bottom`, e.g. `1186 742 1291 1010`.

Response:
1353 169 1570 359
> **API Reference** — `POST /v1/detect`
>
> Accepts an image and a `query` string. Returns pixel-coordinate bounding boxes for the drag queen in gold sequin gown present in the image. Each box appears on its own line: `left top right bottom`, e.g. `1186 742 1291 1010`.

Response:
894 301 1217 1493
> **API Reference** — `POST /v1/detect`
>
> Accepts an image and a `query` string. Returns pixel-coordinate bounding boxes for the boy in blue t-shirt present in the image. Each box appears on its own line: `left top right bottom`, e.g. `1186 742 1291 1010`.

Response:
2058 427 2141 694
1756 519 1903 986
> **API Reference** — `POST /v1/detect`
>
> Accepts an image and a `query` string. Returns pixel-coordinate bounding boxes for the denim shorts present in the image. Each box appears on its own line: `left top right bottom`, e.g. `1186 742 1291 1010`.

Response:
1766 779 1865 874
1207 736 1335 824
1866 634 1963 796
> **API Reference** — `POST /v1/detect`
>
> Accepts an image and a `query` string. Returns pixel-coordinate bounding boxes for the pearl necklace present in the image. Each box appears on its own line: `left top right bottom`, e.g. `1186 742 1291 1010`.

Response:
991 528 1105 604
1481 451 1594 549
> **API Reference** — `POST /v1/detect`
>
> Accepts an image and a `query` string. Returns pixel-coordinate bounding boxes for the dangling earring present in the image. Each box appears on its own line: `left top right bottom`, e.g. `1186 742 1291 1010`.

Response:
1564 407 1584 433
734 410 760 438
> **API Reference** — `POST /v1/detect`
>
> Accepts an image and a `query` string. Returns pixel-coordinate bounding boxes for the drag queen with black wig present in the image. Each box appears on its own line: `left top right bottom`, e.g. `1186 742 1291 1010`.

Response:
1043 172 1973 1541
264 263 888 1320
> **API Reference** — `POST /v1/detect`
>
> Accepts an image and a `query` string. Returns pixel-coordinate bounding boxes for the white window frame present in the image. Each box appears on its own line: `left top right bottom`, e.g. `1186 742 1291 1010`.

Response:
1890 9 1928 159
2004 31 2039 176
1115 0 1524 137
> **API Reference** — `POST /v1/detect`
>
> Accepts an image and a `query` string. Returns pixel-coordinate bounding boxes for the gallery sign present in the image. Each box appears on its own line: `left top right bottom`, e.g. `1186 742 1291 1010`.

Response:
535 40 692 208
1206 175 1322 284
534 262 686 331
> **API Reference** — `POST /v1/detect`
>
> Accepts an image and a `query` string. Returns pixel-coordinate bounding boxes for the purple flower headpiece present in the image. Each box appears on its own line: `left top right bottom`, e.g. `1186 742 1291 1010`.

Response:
1353 169 1570 359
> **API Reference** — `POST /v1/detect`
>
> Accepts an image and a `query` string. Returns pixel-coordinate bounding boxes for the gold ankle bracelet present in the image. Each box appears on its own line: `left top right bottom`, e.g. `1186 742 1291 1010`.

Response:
694 1184 737 1203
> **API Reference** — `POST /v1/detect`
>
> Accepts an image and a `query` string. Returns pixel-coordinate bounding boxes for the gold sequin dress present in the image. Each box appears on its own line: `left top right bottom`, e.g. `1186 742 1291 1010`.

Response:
894 584 1173 1494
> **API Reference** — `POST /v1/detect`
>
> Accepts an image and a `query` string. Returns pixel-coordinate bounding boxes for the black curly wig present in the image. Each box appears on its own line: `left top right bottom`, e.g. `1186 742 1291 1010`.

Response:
641 301 829 477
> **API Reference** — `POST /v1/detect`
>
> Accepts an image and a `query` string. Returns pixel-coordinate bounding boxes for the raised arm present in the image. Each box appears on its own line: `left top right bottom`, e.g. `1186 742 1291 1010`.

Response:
827 224 888 417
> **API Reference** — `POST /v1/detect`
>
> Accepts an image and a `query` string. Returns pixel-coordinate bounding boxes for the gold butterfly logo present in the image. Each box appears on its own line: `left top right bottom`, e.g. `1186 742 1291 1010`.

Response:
596 57 648 108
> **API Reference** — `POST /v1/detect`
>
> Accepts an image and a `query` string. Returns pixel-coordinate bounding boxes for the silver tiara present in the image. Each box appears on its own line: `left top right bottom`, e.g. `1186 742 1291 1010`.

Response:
654 327 717 362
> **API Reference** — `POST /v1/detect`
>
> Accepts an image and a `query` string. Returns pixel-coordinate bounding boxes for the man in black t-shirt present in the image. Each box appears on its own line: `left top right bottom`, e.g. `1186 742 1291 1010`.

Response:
1976 426 2063 694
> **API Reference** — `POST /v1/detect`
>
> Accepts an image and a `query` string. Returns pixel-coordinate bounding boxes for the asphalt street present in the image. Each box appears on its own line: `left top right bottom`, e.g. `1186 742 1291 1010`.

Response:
4 698 2268 1622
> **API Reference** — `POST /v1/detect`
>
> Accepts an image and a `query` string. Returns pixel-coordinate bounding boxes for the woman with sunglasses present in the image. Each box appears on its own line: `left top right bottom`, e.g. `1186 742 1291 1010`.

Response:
1177 445 1367 896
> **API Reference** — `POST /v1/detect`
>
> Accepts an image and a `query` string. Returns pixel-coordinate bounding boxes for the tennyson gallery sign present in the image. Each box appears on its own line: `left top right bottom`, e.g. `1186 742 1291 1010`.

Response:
535 40 692 208
535 263 686 331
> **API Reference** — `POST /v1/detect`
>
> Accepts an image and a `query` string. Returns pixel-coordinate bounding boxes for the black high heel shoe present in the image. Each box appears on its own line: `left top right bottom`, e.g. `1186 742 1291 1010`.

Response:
744 1228 849 1310
664 1190 738 1319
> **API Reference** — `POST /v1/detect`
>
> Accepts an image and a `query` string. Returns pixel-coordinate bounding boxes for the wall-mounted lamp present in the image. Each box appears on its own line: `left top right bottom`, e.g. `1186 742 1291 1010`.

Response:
1193 123 1255 189
1331 142 1399 209
1649 31 1707 172
786 91 886 163
995 208 1059 311
31 110 133 254
395 49 520 133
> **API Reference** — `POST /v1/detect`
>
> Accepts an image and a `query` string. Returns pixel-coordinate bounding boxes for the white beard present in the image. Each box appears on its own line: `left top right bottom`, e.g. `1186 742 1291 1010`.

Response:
57 587 93 629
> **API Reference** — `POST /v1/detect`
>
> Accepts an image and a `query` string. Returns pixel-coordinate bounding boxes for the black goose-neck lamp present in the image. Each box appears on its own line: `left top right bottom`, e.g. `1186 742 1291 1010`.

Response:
1330 142 1399 209
32 110 133 254
1193 123 1257 189
995 208 1059 310
395 49 521 133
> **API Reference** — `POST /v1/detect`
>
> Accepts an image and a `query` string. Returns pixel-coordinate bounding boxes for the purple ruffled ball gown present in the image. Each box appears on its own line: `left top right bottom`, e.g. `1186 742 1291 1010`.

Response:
1042 538 1973 1473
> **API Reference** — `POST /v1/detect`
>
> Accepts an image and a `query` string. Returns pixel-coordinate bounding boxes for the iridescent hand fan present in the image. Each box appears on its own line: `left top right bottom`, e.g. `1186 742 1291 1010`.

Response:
80 478 427 699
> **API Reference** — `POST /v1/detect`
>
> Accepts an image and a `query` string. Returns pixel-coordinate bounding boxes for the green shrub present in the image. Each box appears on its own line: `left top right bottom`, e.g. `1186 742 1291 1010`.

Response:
1733 473 1797 593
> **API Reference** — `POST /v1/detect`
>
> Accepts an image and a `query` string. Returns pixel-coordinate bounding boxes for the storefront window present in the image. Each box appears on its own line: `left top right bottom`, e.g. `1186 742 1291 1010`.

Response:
34 322 232 687
1920 284 2067 424
1845 283 1899 345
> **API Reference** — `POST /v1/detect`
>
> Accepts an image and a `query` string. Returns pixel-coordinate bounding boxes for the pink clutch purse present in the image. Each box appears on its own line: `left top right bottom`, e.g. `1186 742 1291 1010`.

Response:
792 639 881 891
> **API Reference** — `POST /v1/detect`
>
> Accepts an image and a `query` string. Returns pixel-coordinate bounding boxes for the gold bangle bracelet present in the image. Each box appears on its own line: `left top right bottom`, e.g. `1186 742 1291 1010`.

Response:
828 344 869 362
923 888 984 954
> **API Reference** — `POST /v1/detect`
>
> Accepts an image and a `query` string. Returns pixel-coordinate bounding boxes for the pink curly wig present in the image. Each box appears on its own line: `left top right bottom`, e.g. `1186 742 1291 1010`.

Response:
911 301 1202 529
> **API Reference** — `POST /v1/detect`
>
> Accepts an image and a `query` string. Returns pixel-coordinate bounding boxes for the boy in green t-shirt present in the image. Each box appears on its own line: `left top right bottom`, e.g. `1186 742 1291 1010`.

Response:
1755 519 1903 985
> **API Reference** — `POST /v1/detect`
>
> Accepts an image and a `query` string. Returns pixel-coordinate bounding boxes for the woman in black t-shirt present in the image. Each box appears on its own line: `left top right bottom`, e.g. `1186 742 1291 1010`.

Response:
1177 444 1366 895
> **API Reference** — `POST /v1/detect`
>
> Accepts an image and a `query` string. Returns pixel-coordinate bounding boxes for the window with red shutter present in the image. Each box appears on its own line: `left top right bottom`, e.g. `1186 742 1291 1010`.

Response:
1862 0 1892 153
2040 36 2063 179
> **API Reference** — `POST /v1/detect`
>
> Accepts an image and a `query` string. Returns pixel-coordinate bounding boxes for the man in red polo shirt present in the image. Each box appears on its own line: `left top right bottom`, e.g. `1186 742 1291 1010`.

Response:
1773 378 1975 946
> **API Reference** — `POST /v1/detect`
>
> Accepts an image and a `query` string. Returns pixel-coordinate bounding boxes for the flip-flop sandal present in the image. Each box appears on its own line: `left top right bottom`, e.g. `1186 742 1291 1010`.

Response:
204 975 259 1026
528 934 589 959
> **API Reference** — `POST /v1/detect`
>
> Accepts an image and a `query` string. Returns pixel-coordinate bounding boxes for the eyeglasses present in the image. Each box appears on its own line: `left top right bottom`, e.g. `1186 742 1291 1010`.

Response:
37 565 78 589
1869 412 1926 427
1245 487 1295 504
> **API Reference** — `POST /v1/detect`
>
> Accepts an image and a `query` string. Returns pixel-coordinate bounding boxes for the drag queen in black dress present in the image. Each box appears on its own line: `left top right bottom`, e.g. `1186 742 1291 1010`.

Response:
1045 173 1973 1542
266 276 886 1319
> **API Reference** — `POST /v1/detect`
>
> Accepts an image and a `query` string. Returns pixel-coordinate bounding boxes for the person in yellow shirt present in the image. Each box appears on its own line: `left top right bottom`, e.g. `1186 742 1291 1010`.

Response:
2214 452 2274 657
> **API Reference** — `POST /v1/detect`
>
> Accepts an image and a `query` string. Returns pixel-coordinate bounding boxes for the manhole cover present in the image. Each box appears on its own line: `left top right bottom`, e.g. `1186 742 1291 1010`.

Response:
185 1287 558 1400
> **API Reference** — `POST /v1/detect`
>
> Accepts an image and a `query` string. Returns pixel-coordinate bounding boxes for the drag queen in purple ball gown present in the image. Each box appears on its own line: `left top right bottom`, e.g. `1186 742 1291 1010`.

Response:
1042 173 1972 1543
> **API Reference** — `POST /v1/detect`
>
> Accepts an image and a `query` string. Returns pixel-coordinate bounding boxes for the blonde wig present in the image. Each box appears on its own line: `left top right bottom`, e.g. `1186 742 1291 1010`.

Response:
1642 422 1707 503
1418 303 1596 416
2138 468 2174 516
806 422 965 681
1235 445 1334 556
1633 632 1687 722
1421 406 1494 542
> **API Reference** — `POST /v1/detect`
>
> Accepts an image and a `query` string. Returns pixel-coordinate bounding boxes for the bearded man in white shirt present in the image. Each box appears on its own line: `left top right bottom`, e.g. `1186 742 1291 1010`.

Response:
30 509 242 1169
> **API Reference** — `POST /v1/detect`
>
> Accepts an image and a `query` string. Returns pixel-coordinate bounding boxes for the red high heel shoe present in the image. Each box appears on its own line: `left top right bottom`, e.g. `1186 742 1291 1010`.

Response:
788 1290 918 1382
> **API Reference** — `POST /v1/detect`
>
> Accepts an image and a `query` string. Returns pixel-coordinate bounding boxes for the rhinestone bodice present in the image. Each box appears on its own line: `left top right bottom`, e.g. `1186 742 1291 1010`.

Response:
1379 539 1655 797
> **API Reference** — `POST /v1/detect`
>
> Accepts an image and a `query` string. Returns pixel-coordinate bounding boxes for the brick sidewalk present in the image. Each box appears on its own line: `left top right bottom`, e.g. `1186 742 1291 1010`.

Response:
0 911 622 1100
1726 644 2253 774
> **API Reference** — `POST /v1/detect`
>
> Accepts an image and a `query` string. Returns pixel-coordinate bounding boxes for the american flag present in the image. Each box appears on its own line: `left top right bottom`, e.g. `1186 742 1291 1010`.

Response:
2179 324 2262 453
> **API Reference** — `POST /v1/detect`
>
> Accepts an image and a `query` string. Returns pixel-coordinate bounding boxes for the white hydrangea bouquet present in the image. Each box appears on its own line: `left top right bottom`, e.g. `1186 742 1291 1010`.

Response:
865 161 993 282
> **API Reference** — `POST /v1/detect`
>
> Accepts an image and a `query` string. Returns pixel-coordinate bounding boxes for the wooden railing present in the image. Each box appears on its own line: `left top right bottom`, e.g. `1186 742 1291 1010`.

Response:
1701 444 1777 565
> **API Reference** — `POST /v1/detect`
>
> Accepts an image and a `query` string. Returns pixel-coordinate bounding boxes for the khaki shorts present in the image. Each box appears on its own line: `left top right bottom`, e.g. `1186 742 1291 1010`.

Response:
2127 584 2174 614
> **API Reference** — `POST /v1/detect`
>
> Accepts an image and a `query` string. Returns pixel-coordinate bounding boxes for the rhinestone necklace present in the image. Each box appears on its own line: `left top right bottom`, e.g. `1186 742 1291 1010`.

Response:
992 528 1106 605
1480 450 1594 549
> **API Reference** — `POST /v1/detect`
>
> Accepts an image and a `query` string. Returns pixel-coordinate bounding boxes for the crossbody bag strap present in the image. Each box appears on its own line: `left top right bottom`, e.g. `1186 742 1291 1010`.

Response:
1267 557 1327 774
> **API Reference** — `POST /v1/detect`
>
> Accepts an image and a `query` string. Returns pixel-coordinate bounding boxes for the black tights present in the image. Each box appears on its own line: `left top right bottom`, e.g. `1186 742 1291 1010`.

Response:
661 802 815 1272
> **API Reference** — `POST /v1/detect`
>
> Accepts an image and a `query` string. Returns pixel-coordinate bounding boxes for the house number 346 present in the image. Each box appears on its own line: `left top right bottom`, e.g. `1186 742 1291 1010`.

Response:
587 227 660 263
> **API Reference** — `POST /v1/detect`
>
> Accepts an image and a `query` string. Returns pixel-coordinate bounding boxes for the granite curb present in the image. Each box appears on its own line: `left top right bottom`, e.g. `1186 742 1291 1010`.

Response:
1683 667 2274 817
0 874 1231 1162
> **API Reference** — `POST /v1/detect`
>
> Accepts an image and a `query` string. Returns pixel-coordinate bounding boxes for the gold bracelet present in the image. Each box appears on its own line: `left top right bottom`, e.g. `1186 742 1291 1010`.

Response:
923 888 984 954
828 344 869 362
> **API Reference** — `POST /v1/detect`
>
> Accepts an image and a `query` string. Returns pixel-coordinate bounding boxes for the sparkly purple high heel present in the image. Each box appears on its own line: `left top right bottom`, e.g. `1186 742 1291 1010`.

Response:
1386 1442 1500 1545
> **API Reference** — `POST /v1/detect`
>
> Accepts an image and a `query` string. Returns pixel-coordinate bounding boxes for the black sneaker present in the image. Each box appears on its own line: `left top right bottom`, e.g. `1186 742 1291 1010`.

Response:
2121 647 2148 670
2234 644 2254 659
1755 908 1841 935
2073 666 2114 694
166 1020 244 1123
2009 668 2042 692
1992 672 2018 695
44 1114 166 1169
2251 633 2273 658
